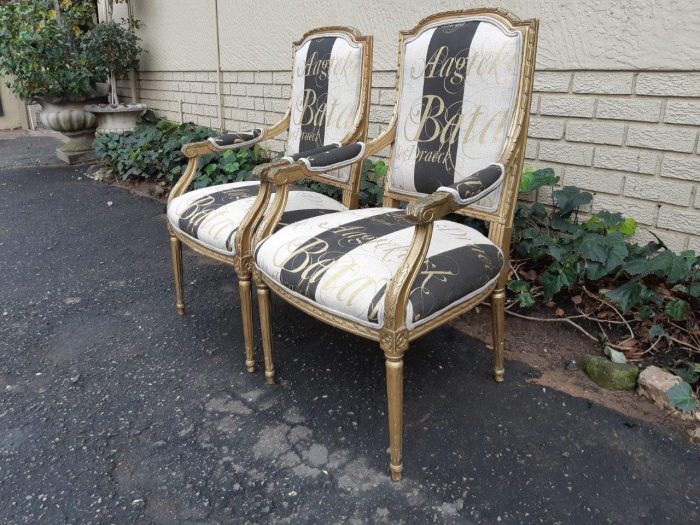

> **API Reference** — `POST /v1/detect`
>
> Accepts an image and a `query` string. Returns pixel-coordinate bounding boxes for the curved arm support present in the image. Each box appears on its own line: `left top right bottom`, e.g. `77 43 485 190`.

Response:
380 222 434 354
168 152 202 204
233 178 275 272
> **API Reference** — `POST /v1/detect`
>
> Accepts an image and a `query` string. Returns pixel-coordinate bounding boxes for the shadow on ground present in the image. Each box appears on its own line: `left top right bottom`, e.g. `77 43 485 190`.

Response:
1 159 698 524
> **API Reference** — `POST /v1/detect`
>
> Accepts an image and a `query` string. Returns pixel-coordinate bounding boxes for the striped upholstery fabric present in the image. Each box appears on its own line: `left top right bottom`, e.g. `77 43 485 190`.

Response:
168 181 346 255
255 208 504 329
286 33 364 183
390 17 522 211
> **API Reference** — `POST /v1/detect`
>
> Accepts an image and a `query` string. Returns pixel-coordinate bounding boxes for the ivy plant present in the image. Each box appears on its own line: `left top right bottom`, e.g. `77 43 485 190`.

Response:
93 114 269 185
298 159 388 208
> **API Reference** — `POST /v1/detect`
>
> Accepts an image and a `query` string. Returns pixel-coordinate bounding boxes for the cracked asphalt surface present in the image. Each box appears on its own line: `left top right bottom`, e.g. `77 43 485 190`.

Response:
1 136 699 524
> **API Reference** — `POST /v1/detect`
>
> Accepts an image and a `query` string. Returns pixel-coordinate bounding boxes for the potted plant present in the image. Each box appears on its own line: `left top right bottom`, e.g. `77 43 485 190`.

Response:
82 13 146 135
0 0 106 163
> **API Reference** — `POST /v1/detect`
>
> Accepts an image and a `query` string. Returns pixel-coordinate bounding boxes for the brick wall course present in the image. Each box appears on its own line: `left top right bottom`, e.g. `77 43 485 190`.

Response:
119 67 700 249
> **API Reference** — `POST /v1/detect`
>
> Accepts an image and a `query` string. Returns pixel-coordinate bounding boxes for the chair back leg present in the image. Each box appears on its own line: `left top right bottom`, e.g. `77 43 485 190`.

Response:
169 234 185 315
256 276 276 384
491 286 506 382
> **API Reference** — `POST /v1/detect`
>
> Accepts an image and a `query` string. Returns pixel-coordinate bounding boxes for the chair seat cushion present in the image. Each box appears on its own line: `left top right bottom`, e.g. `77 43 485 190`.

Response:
255 208 504 329
167 181 347 255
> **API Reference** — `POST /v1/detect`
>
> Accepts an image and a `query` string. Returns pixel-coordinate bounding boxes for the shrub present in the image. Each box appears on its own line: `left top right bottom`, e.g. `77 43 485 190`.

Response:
0 0 100 99
80 19 142 105
93 116 269 185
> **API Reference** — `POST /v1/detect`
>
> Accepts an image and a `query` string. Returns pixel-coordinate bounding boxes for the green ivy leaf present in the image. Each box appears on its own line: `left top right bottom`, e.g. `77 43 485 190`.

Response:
649 324 669 339
553 186 593 216
578 234 608 263
519 167 558 193
222 162 240 173
665 299 691 321
374 160 388 178
668 365 699 385
518 291 536 308
667 382 698 413
648 250 692 283
615 217 637 236
605 280 645 313
507 280 531 293
542 263 576 299
636 306 654 321
688 283 700 298
550 213 580 233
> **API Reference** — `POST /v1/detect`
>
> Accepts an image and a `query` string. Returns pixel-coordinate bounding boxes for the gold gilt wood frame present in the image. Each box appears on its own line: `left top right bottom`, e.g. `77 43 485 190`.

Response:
254 9 539 480
166 26 373 373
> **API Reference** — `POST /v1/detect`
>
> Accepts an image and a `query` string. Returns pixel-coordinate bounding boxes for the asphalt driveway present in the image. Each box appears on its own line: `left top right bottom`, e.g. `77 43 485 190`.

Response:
1 136 698 524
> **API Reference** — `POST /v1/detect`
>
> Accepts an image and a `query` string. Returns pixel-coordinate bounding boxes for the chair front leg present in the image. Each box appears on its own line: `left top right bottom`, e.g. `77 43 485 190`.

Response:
255 273 275 384
238 270 256 373
491 285 506 382
169 234 185 315
381 330 408 481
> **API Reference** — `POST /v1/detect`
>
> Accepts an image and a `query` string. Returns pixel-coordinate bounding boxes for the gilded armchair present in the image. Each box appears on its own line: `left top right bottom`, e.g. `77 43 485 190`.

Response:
166 27 373 372
251 9 539 479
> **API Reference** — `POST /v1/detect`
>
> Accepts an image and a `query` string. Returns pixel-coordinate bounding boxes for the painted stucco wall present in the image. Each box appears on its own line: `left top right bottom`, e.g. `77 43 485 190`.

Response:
112 0 700 250
125 0 700 72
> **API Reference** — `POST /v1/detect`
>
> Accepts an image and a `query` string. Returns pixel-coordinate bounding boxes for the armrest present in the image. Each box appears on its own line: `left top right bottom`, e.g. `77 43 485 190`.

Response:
208 128 264 151
289 142 341 161
296 142 365 172
436 163 504 206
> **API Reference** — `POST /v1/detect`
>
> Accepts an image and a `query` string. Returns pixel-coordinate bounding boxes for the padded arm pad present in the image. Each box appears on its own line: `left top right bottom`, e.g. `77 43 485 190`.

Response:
437 163 505 206
297 142 365 172
290 142 341 161
208 128 264 149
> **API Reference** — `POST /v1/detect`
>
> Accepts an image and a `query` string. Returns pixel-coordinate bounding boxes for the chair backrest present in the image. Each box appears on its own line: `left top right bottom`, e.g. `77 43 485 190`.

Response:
285 27 372 191
384 9 538 222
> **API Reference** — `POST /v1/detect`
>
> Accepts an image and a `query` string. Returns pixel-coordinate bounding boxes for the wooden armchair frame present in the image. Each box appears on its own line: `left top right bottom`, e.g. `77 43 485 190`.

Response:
166 26 373 372
252 9 539 480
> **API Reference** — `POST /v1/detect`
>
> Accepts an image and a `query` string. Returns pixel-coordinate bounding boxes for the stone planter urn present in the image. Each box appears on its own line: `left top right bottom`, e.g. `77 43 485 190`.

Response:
36 96 100 165
83 102 147 136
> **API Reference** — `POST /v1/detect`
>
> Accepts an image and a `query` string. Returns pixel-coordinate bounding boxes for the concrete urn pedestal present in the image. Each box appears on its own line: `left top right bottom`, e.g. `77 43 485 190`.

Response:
83 103 147 136
37 97 99 164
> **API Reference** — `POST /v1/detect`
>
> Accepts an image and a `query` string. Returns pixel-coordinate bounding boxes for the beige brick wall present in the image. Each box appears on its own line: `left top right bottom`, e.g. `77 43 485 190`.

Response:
119 68 700 250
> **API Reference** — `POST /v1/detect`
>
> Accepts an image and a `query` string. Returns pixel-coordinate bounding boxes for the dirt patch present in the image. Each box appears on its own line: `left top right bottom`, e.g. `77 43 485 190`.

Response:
450 307 698 440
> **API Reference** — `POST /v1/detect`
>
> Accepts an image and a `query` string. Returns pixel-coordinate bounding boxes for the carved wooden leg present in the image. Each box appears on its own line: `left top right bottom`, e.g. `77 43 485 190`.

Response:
257 278 275 384
385 352 405 481
238 274 256 373
491 286 506 382
169 235 185 315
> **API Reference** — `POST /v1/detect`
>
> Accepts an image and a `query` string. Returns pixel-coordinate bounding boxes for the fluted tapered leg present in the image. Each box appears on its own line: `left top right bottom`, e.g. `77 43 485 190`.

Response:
257 280 275 384
385 354 404 480
491 286 506 382
170 235 185 315
238 274 256 373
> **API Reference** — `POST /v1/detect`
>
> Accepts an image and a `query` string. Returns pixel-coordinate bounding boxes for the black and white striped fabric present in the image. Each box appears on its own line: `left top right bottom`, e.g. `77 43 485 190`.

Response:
286 32 364 183
255 208 504 329
390 17 522 212
168 181 346 255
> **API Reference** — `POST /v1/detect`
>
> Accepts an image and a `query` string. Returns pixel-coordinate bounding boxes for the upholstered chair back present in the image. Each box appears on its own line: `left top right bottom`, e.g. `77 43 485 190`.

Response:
388 15 524 212
285 30 368 183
